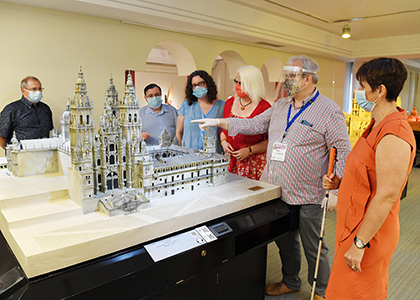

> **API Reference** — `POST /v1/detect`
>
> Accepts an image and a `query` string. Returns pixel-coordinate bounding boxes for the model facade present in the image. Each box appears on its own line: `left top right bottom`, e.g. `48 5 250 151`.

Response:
6 67 229 216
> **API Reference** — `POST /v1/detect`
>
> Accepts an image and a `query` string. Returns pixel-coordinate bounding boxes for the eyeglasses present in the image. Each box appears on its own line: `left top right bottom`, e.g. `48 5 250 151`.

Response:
233 79 241 85
25 87 44 92
192 81 206 89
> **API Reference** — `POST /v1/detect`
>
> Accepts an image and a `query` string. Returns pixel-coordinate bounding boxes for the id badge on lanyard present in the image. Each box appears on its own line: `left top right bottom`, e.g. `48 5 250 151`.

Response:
271 91 319 162
271 142 287 161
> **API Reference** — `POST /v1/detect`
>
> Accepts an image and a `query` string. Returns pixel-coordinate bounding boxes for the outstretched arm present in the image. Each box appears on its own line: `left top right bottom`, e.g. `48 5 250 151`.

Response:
191 118 229 130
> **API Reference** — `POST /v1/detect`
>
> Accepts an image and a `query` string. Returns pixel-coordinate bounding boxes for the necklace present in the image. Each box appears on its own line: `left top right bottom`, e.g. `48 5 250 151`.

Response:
239 98 252 111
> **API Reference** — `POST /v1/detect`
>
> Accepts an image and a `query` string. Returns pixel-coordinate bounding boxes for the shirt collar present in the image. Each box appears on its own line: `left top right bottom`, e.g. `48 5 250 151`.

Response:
146 104 166 115
287 88 318 107
20 96 35 108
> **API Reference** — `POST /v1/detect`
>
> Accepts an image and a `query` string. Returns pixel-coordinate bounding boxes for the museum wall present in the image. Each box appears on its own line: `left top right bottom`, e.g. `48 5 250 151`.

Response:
0 2 347 157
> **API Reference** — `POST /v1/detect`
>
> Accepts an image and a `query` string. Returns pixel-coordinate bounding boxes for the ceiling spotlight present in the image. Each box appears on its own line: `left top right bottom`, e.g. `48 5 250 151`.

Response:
342 23 351 39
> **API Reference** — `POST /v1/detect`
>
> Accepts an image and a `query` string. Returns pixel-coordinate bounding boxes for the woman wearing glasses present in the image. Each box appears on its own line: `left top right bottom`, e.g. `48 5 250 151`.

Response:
176 70 224 152
220 65 271 180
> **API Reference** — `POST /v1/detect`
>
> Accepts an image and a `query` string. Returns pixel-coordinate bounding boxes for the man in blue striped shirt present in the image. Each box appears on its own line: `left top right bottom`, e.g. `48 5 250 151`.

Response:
193 55 351 300
139 83 178 145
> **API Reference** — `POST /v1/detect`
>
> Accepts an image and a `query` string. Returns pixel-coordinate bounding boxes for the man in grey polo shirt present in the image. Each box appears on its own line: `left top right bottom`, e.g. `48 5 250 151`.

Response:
0 76 53 149
139 83 178 145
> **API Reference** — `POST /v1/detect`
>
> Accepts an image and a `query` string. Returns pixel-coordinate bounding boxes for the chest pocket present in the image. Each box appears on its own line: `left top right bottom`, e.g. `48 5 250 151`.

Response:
290 119 325 146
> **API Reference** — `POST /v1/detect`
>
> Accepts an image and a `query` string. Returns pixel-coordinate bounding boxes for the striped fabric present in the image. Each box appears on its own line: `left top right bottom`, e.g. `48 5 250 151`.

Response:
228 89 351 205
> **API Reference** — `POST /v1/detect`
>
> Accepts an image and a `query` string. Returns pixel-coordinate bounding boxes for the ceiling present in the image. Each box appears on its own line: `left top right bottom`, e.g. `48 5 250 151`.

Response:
231 0 420 40
2 0 420 64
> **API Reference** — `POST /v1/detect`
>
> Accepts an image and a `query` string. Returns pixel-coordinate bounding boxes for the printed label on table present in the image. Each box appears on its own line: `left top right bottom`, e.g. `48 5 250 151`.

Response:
144 226 217 262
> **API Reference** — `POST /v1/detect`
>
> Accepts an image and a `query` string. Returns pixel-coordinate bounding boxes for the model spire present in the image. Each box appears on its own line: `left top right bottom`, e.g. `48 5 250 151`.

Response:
74 65 91 107
106 74 118 108
123 73 136 106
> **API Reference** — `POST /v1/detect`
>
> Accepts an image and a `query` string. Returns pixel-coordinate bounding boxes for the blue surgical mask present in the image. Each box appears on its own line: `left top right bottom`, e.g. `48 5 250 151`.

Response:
193 86 208 98
147 96 162 109
356 89 378 112
27 90 43 103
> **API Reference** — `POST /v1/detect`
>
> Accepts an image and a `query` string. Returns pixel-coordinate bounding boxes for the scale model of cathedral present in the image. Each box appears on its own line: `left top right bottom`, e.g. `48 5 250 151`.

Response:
5 67 229 216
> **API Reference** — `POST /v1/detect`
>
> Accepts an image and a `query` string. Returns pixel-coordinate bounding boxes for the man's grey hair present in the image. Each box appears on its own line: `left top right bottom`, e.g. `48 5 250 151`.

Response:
21 76 41 89
286 55 319 84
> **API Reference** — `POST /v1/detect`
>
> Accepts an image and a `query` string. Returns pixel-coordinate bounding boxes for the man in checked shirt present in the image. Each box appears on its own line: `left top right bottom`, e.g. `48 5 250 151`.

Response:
193 55 351 300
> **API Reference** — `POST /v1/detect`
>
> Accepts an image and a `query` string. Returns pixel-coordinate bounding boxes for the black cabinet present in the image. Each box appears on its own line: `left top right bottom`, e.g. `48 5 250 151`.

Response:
0 199 297 300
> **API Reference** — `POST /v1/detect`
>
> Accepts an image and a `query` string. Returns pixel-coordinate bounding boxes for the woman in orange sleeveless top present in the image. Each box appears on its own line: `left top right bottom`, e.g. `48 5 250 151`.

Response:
323 58 416 300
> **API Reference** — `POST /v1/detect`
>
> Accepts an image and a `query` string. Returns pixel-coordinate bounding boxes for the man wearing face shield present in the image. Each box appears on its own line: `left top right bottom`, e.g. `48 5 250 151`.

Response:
0 76 53 150
192 55 351 299
139 83 178 145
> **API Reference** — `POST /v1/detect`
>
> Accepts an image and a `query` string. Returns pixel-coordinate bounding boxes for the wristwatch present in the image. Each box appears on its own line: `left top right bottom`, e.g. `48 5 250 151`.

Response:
248 146 253 156
354 237 370 249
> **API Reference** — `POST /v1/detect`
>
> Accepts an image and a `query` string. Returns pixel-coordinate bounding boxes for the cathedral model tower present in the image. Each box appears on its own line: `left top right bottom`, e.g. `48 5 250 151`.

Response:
6 67 229 217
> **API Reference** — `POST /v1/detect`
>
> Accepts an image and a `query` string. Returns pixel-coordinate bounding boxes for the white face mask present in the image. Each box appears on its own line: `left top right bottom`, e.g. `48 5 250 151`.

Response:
26 90 43 103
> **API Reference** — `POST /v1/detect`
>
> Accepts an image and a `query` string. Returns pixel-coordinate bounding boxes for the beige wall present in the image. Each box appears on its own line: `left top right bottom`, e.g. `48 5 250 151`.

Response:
0 2 347 156
135 65 187 109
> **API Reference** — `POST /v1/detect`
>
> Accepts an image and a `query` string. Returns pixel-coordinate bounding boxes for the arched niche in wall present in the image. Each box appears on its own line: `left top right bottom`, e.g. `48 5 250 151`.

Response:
262 57 284 103
219 51 246 80
157 41 196 76
211 51 246 101
263 57 284 83
135 41 196 109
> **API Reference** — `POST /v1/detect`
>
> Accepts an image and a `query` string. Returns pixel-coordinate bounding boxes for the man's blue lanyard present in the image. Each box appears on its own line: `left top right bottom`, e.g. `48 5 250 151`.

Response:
283 91 319 139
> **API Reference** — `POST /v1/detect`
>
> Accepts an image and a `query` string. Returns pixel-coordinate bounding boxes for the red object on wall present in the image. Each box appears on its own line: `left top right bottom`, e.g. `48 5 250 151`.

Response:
125 70 135 87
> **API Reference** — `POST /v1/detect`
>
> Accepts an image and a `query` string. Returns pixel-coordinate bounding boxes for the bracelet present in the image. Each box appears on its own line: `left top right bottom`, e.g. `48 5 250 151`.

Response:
248 146 253 156
220 138 228 145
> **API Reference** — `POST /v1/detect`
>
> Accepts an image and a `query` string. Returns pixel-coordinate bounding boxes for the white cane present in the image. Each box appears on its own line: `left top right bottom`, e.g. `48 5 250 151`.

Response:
310 147 337 300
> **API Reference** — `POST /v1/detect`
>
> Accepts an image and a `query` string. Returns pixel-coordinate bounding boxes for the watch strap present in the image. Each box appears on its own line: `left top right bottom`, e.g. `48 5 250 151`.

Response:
248 146 253 156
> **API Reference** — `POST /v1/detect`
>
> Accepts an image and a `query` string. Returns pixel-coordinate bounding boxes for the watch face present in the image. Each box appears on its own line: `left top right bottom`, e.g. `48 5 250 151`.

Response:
355 239 365 249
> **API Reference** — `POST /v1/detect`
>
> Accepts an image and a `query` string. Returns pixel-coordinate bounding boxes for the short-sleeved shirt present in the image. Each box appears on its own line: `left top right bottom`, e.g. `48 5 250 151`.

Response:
178 99 224 152
139 104 178 145
0 96 53 144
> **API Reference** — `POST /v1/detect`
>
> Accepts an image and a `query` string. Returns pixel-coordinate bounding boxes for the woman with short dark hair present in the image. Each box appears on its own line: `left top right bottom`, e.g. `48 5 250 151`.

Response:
323 57 416 300
176 70 224 151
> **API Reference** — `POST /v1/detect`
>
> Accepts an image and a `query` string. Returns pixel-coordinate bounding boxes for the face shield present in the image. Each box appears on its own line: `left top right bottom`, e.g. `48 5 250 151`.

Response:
280 66 303 82
277 66 316 98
